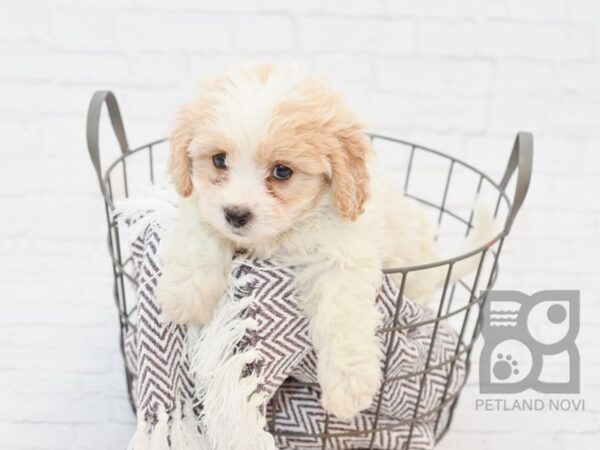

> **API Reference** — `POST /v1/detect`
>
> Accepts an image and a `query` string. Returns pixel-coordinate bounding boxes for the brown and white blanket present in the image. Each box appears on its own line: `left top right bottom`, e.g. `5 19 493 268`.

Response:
119 204 466 450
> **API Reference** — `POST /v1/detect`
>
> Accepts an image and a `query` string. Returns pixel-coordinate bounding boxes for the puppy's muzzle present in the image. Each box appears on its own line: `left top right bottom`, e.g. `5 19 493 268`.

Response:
224 206 253 228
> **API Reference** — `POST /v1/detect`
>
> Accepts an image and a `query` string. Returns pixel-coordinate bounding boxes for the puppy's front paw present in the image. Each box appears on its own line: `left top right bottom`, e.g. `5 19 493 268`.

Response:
158 287 214 326
320 366 381 420
156 268 226 326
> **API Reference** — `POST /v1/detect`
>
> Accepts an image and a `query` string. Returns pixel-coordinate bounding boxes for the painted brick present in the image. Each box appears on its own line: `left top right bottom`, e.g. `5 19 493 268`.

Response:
116 13 234 51
376 58 493 94
300 17 417 54
0 2 599 449
418 19 477 56
478 22 594 58
236 15 296 51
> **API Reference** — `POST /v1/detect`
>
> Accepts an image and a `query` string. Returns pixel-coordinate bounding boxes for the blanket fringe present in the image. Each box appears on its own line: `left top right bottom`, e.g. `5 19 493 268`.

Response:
170 403 207 450
188 261 276 450
127 404 207 450
113 185 179 240
149 408 170 450
127 417 151 450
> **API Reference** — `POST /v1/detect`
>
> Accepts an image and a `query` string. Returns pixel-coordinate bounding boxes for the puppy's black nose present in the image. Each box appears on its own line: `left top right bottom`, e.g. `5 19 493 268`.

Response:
224 207 253 228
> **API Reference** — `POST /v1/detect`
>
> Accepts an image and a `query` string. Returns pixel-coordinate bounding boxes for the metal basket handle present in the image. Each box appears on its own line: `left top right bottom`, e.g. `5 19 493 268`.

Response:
499 132 533 235
86 90 130 191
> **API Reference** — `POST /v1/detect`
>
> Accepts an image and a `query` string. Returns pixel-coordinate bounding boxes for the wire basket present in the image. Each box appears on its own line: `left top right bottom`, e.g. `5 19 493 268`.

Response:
86 91 532 449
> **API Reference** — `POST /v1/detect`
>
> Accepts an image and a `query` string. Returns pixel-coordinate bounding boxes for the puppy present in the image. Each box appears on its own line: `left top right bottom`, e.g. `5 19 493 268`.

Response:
157 63 485 420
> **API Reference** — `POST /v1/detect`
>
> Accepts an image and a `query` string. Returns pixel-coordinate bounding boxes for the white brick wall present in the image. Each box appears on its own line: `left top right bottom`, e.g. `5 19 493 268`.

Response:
0 0 598 449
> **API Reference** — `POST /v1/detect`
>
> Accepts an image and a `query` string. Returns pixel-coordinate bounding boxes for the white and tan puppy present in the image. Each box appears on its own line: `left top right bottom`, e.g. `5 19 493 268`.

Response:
157 63 484 420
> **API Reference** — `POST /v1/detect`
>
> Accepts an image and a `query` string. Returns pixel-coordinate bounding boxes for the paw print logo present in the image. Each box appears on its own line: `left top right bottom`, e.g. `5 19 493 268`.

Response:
480 290 579 394
494 353 519 380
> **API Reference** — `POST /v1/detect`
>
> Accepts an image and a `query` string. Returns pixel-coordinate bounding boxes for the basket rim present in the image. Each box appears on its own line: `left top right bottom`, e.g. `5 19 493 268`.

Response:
100 132 510 273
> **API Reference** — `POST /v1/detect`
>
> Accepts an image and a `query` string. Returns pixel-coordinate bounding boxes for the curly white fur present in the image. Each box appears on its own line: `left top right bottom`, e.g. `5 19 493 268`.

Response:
156 63 495 430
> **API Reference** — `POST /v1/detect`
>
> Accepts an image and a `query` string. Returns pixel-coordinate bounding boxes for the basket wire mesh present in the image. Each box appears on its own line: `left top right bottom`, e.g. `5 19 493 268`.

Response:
86 91 532 449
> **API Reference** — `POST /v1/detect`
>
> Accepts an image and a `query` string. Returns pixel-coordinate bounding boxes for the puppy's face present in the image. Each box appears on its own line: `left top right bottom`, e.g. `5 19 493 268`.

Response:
168 64 371 246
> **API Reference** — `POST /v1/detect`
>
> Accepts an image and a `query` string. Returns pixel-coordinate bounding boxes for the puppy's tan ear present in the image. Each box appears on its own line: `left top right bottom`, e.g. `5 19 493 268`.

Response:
330 128 371 221
168 106 195 197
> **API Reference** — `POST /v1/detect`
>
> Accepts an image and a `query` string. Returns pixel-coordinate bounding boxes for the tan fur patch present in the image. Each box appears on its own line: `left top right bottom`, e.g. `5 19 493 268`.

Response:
168 63 371 225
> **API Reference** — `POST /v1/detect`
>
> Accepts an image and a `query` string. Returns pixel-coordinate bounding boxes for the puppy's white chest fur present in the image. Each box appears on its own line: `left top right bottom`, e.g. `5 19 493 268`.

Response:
158 63 446 421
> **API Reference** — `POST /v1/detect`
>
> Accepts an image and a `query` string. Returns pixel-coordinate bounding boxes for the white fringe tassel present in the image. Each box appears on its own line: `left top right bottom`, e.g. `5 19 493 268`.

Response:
149 408 170 450
127 403 207 450
188 261 277 450
112 185 179 243
170 403 207 450
127 417 151 450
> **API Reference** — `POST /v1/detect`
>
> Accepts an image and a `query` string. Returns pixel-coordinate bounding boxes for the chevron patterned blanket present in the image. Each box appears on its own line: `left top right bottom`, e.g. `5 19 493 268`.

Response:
120 208 466 450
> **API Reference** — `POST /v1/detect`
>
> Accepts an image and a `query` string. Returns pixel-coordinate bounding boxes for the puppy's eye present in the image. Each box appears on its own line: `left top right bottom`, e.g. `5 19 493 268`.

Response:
212 153 227 169
272 164 293 180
